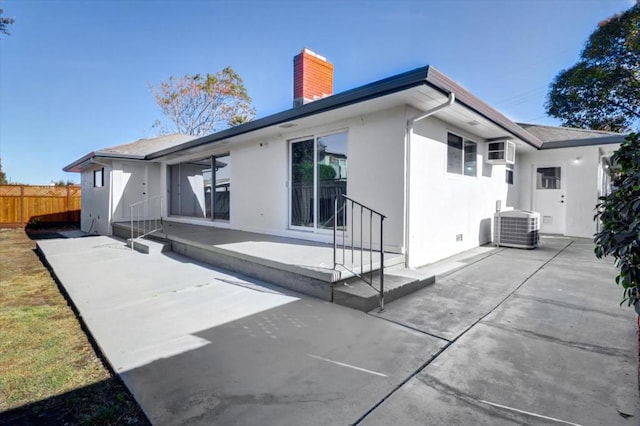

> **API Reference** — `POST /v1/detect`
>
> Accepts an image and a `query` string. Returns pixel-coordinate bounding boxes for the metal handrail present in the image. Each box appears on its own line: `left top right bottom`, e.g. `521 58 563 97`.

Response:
333 194 386 311
129 195 164 250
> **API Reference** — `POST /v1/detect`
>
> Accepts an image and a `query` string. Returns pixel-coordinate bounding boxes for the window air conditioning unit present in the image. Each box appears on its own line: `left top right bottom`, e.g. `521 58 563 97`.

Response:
494 210 540 249
487 140 515 165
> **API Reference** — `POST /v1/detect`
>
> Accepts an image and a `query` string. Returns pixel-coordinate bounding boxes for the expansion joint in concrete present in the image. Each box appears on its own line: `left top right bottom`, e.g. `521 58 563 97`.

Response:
482 321 630 358
352 240 574 425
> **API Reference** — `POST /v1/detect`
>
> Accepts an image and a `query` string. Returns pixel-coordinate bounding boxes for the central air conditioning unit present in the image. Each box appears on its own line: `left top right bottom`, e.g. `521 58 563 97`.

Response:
494 210 540 249
486 140 515 165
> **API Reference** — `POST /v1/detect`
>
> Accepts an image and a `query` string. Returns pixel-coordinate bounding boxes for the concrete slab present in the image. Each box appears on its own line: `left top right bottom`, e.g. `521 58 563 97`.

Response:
484 294 633 356
121 300 446 425
361 236 639 425
370 239 572 340
417 245 502 278
113 221 405 301
37 236 299 371
37 234 639 425
38 236 446 425
364 322 638 426
115 220 406 282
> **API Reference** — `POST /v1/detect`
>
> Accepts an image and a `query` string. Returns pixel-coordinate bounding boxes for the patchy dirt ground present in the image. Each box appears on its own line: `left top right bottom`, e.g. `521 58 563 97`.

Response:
0 228 148 424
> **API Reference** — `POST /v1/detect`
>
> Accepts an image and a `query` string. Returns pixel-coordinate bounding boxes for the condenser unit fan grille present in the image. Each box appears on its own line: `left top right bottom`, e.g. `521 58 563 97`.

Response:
494 210 540 249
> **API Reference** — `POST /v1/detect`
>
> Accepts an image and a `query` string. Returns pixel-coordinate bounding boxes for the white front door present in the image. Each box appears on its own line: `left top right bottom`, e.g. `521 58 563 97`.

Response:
533 164 566 234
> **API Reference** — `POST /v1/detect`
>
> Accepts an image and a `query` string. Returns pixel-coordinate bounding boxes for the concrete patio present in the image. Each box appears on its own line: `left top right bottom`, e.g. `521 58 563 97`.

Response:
37 235 639 425
112 220 427 309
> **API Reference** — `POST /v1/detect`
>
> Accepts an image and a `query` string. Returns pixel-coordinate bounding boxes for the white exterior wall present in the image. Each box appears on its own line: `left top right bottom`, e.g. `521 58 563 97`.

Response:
80 164 112 235
230 105 407 252
80 160 162 236
111 161 160 222
519 144 618 238
407 118 516 267
339 107 406 252
231 138 288 233
159 106 408 252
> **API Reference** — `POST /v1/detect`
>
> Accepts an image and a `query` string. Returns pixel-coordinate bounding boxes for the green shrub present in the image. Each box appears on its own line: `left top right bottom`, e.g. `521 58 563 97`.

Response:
594 133 640 306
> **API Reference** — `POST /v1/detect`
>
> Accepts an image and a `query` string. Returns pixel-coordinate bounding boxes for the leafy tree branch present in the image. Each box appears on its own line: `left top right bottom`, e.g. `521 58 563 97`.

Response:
594 133 640 306
546 4 640 132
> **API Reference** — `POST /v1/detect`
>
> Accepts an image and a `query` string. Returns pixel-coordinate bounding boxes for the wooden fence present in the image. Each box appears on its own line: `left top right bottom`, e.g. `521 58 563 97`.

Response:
0 185 81 228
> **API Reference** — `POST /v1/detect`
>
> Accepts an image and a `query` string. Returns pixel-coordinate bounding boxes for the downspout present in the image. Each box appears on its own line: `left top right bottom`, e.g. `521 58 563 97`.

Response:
404 92 455 268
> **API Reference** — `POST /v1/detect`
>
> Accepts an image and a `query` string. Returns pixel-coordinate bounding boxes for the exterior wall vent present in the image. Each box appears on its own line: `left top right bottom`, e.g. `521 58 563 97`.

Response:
486 140 515 165
494 210 540 249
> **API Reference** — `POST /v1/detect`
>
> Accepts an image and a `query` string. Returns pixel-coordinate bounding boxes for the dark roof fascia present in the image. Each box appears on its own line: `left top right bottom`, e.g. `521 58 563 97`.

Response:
424 67 543 149
63 151 146 172
80 65 543 165
63 152 95 172
540 134 627 150
147 67 433 160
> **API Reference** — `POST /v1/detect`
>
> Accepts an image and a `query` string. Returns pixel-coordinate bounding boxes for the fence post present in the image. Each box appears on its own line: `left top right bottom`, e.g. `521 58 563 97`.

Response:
20 185 24 227
66 185 71 225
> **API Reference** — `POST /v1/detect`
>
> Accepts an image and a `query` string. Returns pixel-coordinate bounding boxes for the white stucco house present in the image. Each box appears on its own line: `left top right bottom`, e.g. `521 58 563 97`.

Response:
64 49 625 269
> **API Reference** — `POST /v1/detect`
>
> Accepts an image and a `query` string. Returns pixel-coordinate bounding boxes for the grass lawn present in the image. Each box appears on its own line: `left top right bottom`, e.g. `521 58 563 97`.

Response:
0 228 148 424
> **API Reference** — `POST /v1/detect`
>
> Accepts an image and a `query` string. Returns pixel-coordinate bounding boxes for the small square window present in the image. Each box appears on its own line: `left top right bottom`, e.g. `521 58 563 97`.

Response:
536 167 561 189
506 166 514 184
93 168 104 188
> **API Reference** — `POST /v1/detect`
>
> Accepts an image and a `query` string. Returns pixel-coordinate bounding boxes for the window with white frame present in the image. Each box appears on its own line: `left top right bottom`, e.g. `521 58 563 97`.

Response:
506 165 514 184
536 167 561 189
447 132 477 176
93 168 104 187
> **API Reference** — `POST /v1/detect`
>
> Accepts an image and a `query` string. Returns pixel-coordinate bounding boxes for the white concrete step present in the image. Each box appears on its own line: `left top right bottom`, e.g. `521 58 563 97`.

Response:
127 238 171 255
333 268 435 312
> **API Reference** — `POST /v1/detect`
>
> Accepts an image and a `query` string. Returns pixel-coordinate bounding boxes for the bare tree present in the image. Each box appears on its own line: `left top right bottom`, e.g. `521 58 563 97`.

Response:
0 158 7 185
151 67 255 136
0 8 15 39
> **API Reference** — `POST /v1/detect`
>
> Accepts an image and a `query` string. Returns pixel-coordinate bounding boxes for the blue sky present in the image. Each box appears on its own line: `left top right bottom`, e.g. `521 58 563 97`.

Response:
0 0 635 184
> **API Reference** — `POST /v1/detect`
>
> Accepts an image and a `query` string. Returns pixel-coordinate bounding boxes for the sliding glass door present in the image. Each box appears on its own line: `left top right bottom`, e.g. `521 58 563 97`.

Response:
169 159 211 218
213 155 230 220
290 131 347 230
290 139 315 227
168 154 231 221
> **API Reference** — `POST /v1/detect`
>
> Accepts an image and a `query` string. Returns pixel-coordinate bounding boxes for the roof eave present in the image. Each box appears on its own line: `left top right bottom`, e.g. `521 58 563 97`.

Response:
540 134 627 150
76 65 545 165
63 152 96 173
62 151 146 172
424 67 544 149
148 66 432 160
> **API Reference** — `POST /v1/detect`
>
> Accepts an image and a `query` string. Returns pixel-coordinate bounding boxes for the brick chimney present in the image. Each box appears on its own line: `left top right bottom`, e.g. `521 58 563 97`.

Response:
293 48 334 107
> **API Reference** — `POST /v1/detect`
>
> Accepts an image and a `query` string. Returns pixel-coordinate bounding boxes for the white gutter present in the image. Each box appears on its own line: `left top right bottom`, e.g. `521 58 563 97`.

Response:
404 92 455 268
